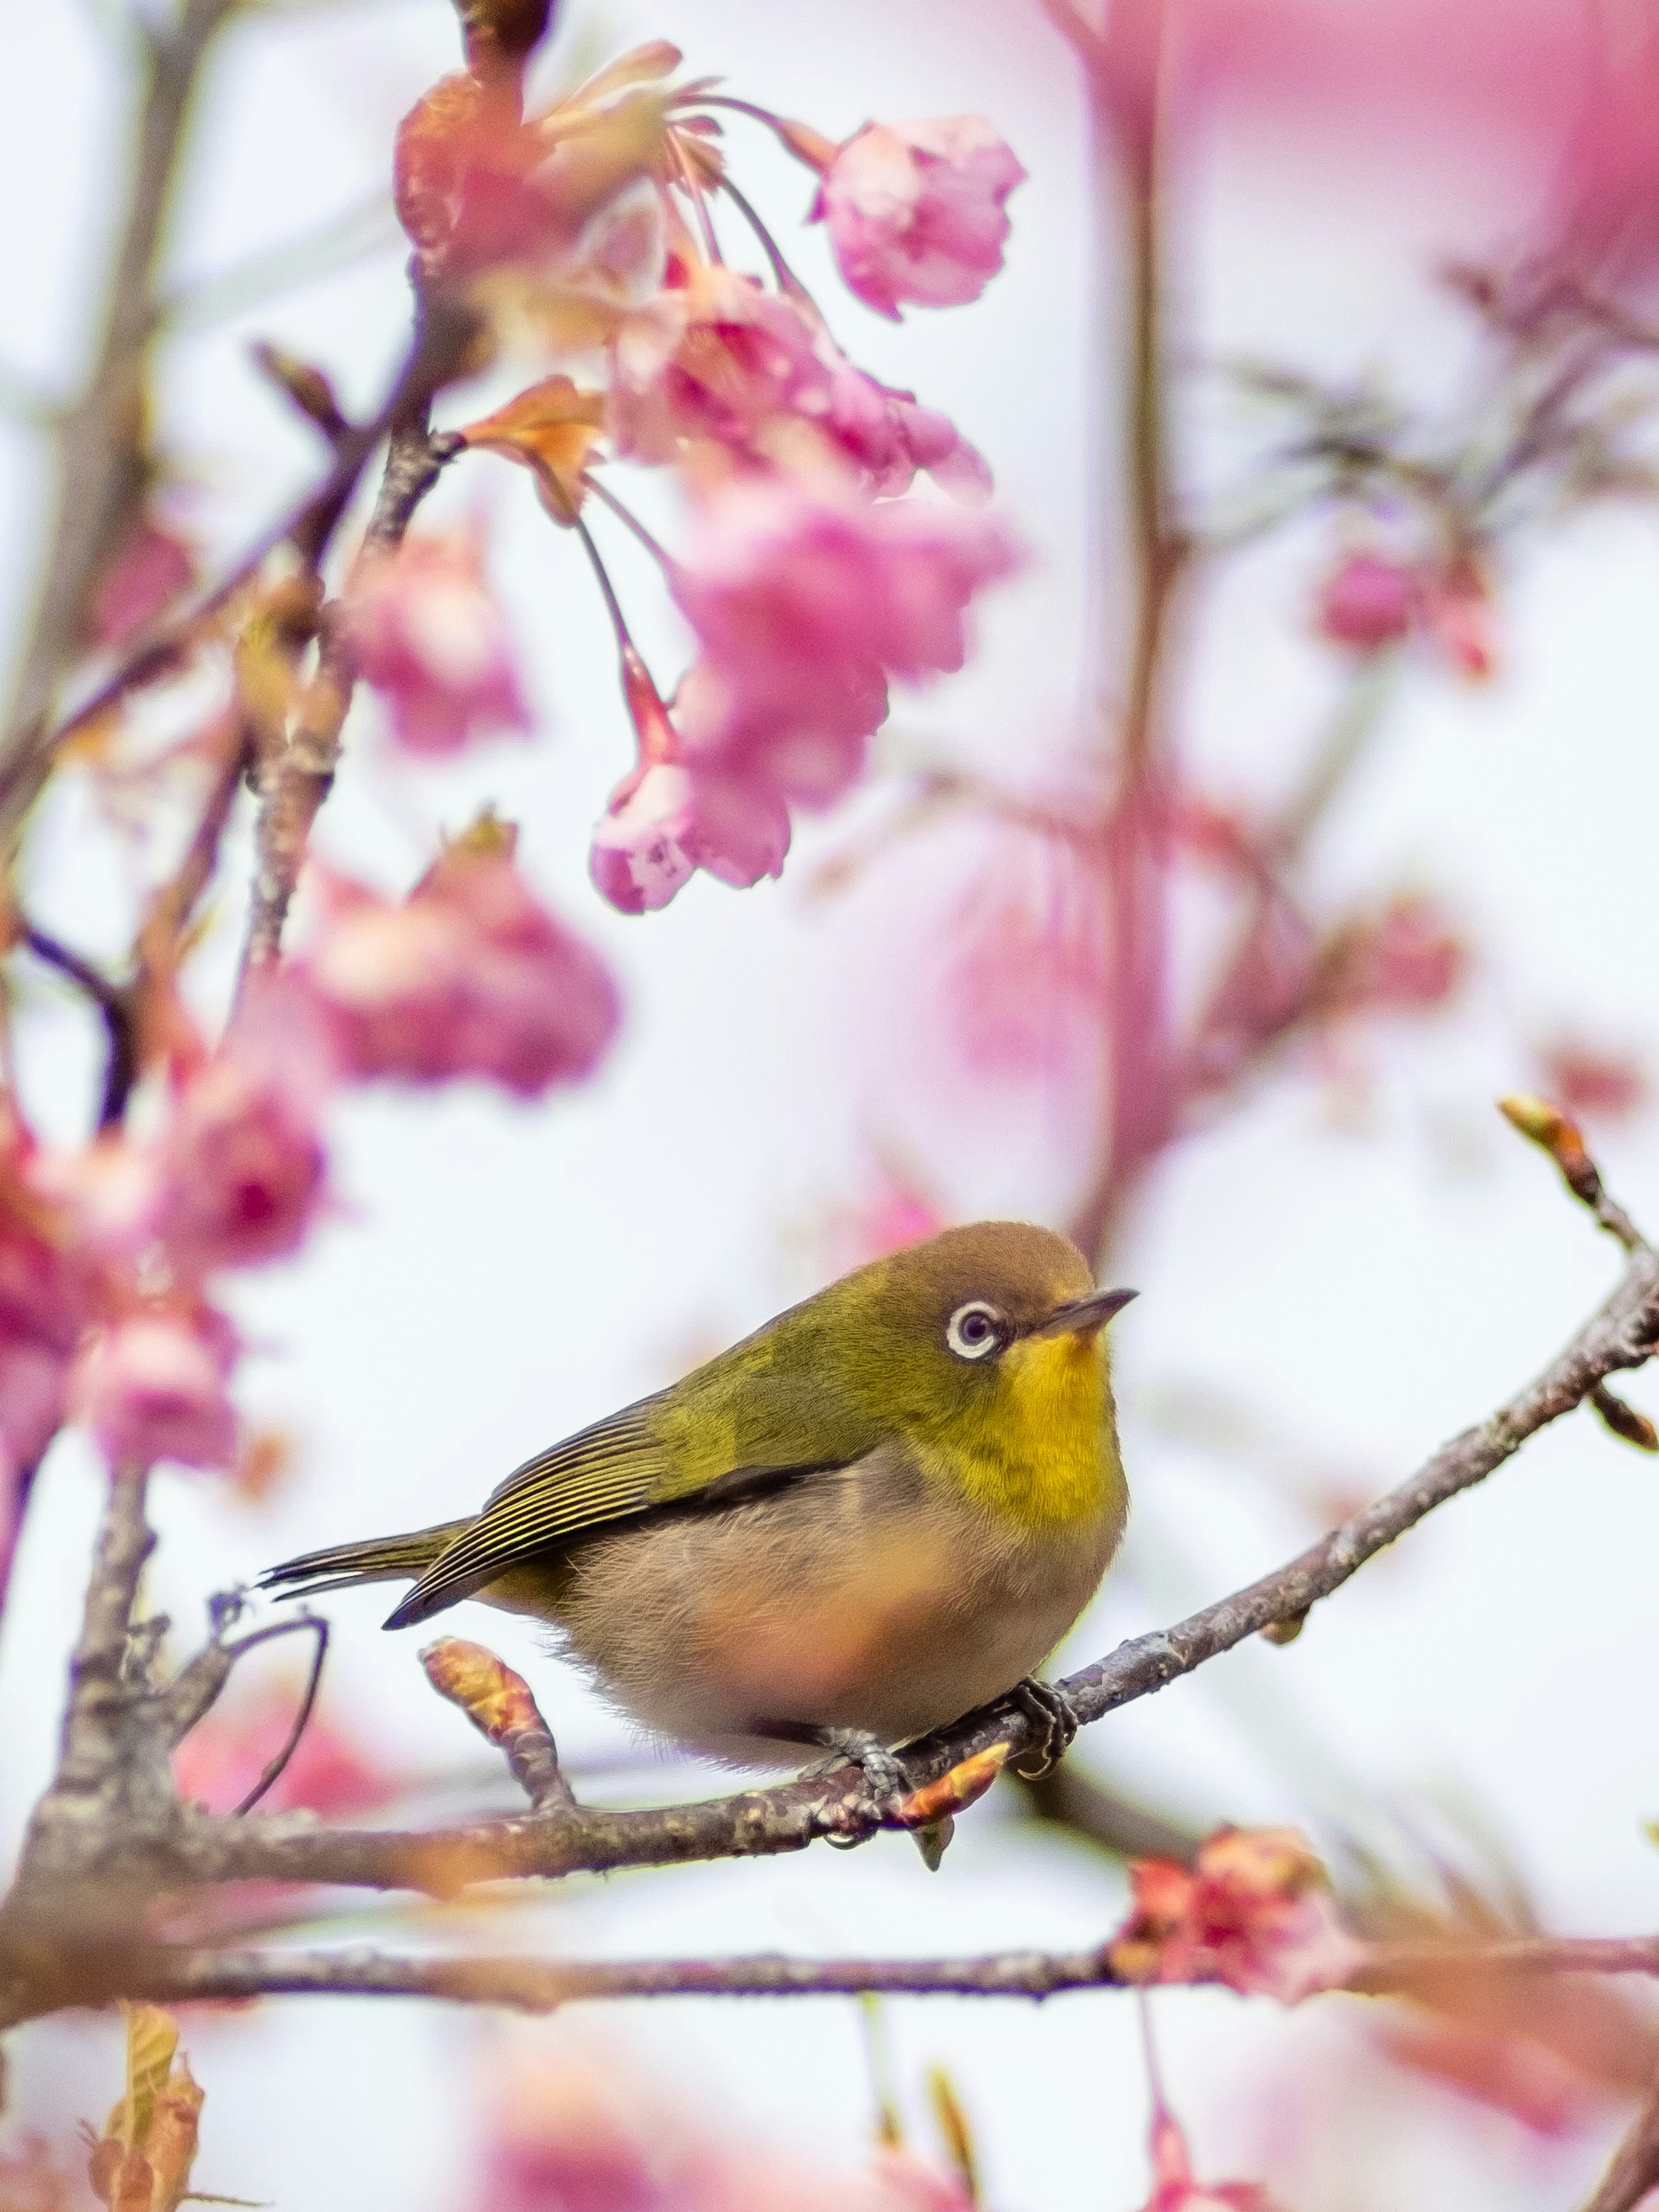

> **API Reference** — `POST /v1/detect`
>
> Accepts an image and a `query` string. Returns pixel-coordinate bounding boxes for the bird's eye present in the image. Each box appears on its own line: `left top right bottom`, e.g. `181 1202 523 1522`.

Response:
946 1300 1005 1360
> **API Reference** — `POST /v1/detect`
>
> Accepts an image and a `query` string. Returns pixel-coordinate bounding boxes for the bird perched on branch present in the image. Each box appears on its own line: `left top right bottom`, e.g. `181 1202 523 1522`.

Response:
262 1220 1134 1804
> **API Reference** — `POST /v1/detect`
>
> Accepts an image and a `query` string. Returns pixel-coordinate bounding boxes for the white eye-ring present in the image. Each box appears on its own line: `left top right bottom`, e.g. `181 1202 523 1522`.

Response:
947 1300 1005 1360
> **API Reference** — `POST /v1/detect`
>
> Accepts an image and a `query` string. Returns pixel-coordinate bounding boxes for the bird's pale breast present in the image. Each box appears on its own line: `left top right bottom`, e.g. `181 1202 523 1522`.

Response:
517 1436 1125 1763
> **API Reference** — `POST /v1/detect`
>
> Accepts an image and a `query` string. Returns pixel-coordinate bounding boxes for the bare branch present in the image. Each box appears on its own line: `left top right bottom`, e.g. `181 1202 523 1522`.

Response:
66 1926 1659 2024
0 0 245 841
237 410 461 977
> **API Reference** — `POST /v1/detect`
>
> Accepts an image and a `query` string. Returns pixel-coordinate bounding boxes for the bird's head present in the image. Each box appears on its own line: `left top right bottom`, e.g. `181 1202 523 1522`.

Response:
823 1222 1135 1487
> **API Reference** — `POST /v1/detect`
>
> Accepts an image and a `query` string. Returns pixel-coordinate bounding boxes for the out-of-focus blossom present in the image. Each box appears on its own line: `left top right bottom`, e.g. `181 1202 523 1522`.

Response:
347 534 532 757
0 2134 74 2212
944 833 1111 1086
1138 2107 1280 2212
609 270 988 499
1324 894 1466 1016
822 368 990 501
0 1139 97 1509
811 118 1026 320
1109 1826 1365 2003
612 267 830 461
70 1305 239 1473
174 1680 400 1819
590 759 789 913
1375 2013 1597 2139
672 476 1017 802
89 519 196 649
153 1043 329 1277
827 1175 945 1271
296 832 620 1096
1315 553 1415 652
675 653 888 811
480 2045 969 2212
1535 1038 1648 1124
394 60 668 288
1420 557 1498 679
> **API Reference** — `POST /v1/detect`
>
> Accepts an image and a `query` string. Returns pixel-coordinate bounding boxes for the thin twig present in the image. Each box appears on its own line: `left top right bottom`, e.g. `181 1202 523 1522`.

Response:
229 1618 330 1815
20 928 136 1130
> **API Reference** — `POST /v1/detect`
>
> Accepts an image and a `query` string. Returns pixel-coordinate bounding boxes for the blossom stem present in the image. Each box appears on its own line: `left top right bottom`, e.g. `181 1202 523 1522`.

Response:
582 476 675 573
718 175 814 303
572 516 638 659
670 136 724 265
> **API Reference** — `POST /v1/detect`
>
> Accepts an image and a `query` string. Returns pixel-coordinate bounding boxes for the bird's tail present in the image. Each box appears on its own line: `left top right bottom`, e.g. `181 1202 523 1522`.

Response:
258 1518 474 1605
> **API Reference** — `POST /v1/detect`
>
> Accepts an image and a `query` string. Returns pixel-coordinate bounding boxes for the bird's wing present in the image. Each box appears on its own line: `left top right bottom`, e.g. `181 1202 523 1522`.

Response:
383 1374 873 1630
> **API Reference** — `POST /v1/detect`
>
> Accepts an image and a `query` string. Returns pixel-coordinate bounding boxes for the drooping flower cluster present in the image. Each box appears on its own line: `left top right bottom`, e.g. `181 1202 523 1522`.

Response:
0 820 617 1521
362 37 1026 911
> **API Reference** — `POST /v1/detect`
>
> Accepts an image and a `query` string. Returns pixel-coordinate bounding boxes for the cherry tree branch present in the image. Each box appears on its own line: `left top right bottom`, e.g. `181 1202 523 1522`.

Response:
51 1926 1659 2022
0 0 245 842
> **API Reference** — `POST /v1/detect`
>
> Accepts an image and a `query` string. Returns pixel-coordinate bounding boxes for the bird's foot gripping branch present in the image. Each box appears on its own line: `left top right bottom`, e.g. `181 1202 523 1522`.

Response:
2 1096 1658 2045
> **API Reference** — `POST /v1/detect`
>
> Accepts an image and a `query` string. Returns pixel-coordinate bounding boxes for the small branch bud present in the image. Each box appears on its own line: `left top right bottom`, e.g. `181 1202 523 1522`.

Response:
1498 1094 1644 1251
420 1636 574 1811
1590 1382 1659 1452
893 1742 1009 1830
248 343 350 442
1260 1610 1308 1646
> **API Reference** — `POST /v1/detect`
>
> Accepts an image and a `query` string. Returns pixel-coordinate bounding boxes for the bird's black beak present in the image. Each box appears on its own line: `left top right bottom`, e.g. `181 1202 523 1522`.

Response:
1030 1286 1139 1338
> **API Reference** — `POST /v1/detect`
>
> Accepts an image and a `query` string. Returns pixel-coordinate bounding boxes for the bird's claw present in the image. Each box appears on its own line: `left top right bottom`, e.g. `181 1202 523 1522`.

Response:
1010 1677 1077 1778
807 1728 909 1844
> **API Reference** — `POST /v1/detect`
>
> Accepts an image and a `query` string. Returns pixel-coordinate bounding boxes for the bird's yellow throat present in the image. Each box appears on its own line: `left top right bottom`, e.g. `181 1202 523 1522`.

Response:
919 1327 1120 1533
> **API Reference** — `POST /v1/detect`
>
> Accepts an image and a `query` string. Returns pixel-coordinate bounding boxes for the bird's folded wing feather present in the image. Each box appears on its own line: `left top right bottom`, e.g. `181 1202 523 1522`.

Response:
386 1367 880 1627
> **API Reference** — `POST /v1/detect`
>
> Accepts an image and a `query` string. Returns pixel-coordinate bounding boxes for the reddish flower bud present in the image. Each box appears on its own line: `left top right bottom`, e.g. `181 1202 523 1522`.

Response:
813 118 1027 321
1315 552 1415 651
89 519 196 650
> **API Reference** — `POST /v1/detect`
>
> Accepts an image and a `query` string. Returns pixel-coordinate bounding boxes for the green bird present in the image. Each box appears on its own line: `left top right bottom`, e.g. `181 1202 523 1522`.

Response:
261 1220 1134 1787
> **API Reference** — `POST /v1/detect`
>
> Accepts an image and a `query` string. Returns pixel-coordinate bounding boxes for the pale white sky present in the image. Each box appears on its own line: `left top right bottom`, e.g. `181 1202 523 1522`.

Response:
3 4 1659 2208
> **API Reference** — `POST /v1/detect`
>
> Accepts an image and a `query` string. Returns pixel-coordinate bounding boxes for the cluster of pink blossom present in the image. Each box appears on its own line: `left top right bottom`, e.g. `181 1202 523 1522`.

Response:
354 44 1026 913
1109 1827 1365 2005
480 2047 969 2212
1316 547 1498 677
0 829 615 1525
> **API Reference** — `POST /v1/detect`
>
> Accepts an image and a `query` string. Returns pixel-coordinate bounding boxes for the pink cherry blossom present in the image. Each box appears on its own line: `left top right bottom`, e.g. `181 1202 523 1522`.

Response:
813 117 1026 320
72 1305 239 1473
610 268 832 461
1315 552 1416 651
823 366 990 500
674 653 887 810
671 476 1017 797
590 759 789 914
296 842 620 1096
348 533 532 756
1109 1827 1366 2004
153 1044 329 1277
